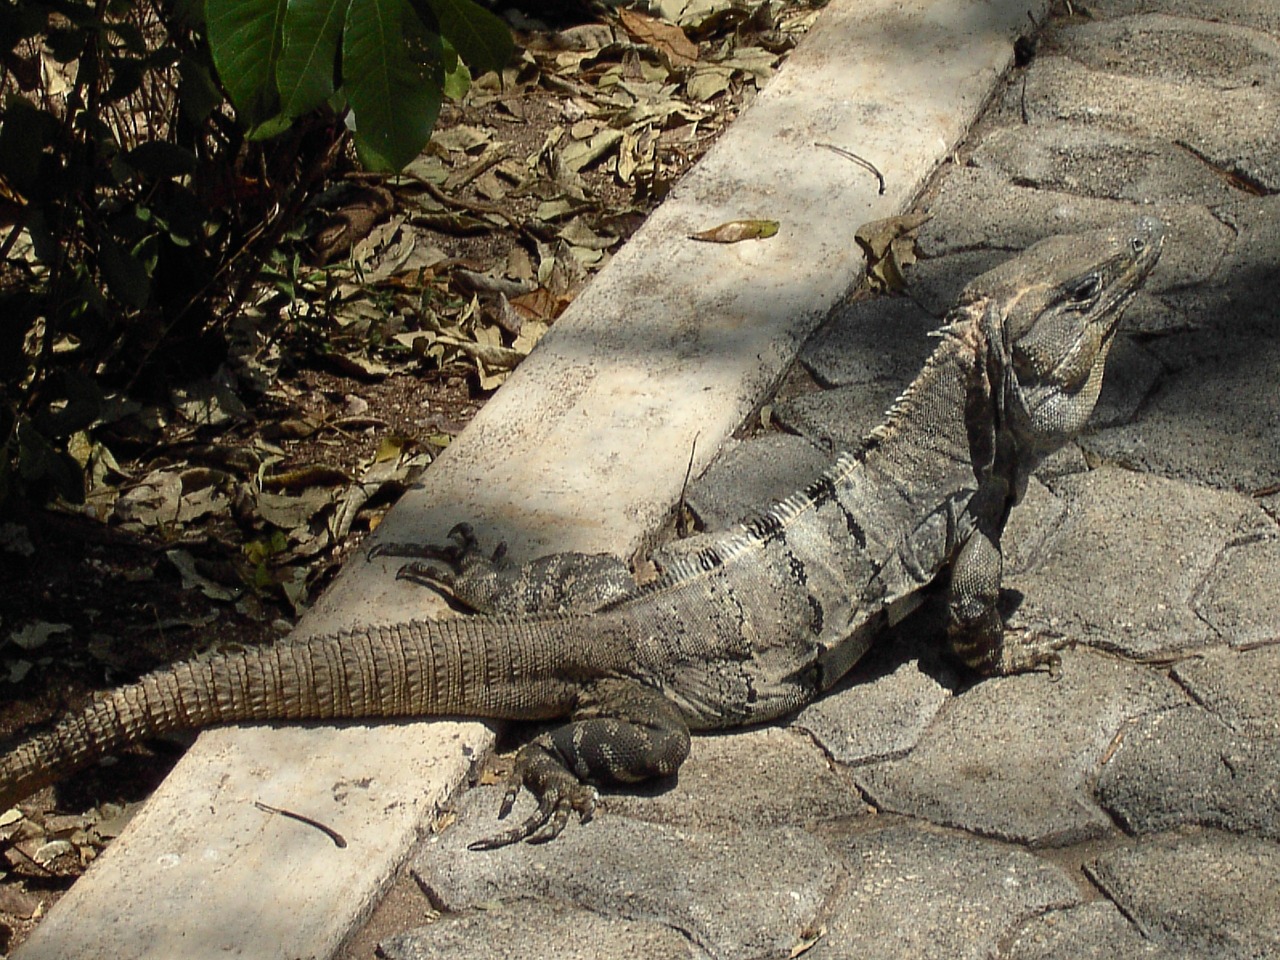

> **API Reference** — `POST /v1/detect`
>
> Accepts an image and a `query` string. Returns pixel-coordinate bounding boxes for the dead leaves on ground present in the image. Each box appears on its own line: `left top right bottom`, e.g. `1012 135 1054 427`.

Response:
855 212 931 293
286 0 818 395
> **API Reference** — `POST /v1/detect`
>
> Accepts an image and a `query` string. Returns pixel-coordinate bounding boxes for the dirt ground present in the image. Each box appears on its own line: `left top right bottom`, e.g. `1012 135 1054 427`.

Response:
0 1 819 951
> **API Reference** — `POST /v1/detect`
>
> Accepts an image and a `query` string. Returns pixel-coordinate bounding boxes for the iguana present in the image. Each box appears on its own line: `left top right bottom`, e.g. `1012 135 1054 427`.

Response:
0 217 1164 848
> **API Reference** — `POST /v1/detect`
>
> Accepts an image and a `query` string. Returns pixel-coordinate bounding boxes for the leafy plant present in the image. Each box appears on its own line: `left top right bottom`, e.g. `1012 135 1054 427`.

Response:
206 0 513 169
0 0 511 509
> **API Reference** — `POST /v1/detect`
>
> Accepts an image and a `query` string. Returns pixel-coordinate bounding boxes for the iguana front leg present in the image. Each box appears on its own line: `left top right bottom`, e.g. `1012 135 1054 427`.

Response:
370 523 637 616
470 678 691 850
946 524 1060 675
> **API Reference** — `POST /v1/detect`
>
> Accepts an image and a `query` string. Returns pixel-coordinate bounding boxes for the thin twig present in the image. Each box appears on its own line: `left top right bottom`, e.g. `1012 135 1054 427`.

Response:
254 801 348 849
814 143 885 195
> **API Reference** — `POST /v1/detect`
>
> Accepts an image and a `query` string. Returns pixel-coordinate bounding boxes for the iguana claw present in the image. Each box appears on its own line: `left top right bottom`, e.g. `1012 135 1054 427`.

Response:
467 751 599 851
369 524 510 606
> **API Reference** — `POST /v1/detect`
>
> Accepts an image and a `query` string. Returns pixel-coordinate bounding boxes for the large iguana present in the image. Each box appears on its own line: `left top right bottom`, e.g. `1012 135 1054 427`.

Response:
0 217 1164 848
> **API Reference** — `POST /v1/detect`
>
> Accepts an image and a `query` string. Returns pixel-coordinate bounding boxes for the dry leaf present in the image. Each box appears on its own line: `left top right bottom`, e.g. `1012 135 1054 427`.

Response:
690 219 779 243
618 8 699 67
854 212 931 293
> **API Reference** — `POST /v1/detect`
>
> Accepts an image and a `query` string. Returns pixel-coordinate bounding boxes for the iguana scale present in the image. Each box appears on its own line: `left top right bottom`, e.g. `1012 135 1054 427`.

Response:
0 218 1164 847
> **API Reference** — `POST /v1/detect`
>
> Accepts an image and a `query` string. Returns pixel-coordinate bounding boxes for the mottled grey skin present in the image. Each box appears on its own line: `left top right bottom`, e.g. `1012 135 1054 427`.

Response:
0 219 1163 848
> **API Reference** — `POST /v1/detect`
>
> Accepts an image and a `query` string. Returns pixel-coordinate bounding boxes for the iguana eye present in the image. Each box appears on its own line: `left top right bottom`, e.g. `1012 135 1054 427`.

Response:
1068 274 1101 305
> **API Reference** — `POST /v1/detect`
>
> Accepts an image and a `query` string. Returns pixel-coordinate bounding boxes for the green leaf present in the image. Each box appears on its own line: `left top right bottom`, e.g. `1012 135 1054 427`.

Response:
178 54 225 124
277 0 348 117
411 0 511 76
125 141 198 179
99 237 152 308
205 0 288 121
343 0 443 171
441 38 470 100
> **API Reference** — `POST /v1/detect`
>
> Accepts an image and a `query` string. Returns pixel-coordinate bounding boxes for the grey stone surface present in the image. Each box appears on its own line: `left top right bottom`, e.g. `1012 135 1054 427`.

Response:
1007 468 1268 658
603 726 869 830
379 901 700 960
1003 902 1190 960
1086 0 1280 36
1002 477 1070 577
1083 338 1280 493
772 381 902 452
1081 336 1163 431
793 641 954 766
414 791 841 960
1192 536 1280 647
853 650 1183 846
1059 14 1280 90
905 247 1008 316
1086 831 1280 959
1172 643 1280 734
814 826 1080 960
916 166 1232 301
971 124 1248 206
1016 53 1280 191
798 296 939 389
684 433 829 529
1154 196 1280 341
1096 705 1280 840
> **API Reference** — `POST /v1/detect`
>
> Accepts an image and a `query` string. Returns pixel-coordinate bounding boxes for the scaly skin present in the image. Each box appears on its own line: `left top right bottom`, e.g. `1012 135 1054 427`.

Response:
0 218 1164 847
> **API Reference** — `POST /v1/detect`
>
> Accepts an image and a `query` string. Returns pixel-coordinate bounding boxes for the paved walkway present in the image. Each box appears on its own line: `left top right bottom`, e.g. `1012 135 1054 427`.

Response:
373 2 1280 958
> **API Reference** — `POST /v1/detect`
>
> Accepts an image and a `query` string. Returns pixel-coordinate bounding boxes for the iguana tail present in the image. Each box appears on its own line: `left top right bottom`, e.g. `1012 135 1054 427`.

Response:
0 617 587 811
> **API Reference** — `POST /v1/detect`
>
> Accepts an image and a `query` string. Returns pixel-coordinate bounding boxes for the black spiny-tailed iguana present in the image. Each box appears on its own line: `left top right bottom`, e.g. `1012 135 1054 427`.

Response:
0 218 1164 848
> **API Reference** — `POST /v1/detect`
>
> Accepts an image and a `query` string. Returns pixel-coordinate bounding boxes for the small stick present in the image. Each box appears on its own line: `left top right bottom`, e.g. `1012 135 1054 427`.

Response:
254 801 348 849
814 143 886 195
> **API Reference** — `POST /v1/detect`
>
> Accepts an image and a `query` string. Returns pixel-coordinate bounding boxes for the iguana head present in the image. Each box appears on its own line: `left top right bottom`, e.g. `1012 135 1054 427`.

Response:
967 216 1165 458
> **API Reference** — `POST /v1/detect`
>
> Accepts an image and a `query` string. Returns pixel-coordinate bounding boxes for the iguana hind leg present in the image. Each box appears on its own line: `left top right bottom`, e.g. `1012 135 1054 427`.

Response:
370 523 637 616
469 678 691 850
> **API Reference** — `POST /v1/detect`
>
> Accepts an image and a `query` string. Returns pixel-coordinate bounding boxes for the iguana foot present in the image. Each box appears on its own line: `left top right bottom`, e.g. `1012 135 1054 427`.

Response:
468 679 691 850
467 741 600 851
370 523 500 587
370 524 636 616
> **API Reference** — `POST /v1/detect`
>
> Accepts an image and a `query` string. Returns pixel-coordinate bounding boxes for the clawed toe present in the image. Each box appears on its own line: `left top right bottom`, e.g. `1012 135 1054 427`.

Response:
467 782 598 851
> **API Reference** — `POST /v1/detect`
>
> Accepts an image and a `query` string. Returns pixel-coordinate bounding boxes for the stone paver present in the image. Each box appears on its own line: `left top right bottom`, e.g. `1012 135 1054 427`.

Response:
853 650 1183 846
1171 644 1280 734
684 433 828 529
813 826 1080 960
1096 704 1280 840
1003 902 1192 960
379 901 700 960
414 789 841 960
1007 468 1272 658
1086 831 1280 959
793 648 953 766
602 725 870 831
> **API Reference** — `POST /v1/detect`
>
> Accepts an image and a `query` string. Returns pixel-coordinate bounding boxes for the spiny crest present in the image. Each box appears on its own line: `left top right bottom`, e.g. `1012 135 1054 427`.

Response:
644 450 863 588
865 308 985 447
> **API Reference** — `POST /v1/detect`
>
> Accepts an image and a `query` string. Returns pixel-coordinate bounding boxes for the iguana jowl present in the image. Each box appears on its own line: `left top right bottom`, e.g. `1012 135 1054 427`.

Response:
0 218 1164 847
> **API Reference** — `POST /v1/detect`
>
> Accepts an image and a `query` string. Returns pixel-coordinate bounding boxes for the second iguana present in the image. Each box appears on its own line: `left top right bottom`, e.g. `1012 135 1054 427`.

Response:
0 217 1164 847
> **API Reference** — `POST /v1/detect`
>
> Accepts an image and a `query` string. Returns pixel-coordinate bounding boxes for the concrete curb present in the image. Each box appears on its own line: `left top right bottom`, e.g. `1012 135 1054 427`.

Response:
13 2 1044 956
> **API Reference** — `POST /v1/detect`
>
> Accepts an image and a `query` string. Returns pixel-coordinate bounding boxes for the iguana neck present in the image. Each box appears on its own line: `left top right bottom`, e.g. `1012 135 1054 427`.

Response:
859 313 994 499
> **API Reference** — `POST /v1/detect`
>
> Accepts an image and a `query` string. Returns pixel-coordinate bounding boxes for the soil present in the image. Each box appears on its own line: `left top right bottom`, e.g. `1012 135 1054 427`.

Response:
0 2 818 953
